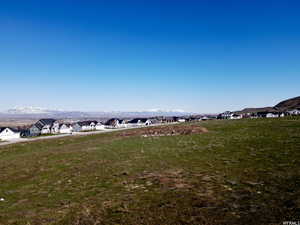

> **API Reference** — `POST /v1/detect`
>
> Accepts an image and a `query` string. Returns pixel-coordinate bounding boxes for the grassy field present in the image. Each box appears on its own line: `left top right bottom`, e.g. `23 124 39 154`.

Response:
0 118 300 225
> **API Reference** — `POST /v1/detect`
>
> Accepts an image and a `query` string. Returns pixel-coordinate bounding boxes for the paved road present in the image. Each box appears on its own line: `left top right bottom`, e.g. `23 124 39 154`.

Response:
0 123 174 147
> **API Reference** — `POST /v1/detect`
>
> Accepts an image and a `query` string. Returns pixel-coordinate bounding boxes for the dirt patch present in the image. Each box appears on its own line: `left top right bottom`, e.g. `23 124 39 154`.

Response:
118 125 208 138
138 169 193 190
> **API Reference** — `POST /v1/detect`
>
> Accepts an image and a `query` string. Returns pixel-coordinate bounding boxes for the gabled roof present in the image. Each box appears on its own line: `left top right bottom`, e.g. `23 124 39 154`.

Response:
76 120 98 126
32 123 43 130
0 127 19 133
59 123 72 128
105 118 119 126
129 118 149 123
34 118 57 130
39 119 56 125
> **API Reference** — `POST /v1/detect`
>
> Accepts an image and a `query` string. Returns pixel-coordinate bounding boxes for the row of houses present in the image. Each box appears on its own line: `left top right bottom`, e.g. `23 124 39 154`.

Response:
218 108 300 120
0 117 159 141
28 118 156 136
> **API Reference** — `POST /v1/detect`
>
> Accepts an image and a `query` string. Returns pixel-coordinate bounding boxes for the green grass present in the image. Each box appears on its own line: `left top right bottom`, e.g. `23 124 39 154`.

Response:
0 118 300 225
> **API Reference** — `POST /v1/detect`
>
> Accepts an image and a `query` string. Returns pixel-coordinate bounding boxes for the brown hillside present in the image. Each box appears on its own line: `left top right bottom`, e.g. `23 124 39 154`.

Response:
236 96 300 114
274 96 300 110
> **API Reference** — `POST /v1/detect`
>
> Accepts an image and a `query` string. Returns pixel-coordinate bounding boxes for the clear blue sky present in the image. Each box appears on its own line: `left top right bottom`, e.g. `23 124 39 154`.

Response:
1 0 299 113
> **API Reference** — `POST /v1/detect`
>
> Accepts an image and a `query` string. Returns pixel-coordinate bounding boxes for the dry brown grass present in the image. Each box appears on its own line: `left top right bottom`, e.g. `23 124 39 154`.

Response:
118 124 208 137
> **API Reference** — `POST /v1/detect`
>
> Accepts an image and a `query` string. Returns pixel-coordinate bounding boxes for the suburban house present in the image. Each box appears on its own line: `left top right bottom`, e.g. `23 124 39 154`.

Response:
51 121 60 134
59 123 73 134
150 117 162 124
163 117 175 123
128 118 152 126
172 117 186 122
73 120 98 132
288 108 300 115
218 111 232 119
266 112 279 118
200 116 209 121
105 118 121 128
230 114 242 119
29 118 57 136
117 119 128 128
0 127 20 140
20 129 31 138
256 112 279 118
257 112 269 118
95 122 105 130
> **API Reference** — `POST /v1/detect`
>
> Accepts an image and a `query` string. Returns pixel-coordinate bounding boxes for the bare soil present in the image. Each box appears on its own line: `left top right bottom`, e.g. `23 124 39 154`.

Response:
118 124 208 137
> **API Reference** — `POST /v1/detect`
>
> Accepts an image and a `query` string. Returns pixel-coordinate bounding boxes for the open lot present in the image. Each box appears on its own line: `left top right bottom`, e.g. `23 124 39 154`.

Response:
0 118 299 224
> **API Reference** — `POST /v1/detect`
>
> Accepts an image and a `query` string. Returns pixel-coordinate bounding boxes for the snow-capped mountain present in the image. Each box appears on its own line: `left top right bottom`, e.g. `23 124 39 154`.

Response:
7 107 59 114
2 106 193 118
2 107 89 118
145 109 186 113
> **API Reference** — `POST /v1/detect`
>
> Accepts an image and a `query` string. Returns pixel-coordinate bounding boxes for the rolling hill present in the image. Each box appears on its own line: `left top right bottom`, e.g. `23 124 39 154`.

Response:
274 96 300 111
237 96 300 114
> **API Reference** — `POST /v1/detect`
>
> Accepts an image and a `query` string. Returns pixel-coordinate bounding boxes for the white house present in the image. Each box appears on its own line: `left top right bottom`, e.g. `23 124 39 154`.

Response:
95 122 105 130
30 119 58 136
128 118 152 126
177 118 186 123
117 120 128 128
104 118 125 128
279 113 285 117
266 113 279 118
218 111 232 119
288 109 300 115
230 114 242 120
200 116 209 121
51 121 60 134
59 124 73 134
73 121 98 132
0 127 20 140
41 124 52 134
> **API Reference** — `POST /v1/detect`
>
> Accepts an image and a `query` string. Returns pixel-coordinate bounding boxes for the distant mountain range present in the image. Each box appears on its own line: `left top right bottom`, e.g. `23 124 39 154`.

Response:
7 107 65 115
236 96 300 114
0 107 193 119
2 96 299 119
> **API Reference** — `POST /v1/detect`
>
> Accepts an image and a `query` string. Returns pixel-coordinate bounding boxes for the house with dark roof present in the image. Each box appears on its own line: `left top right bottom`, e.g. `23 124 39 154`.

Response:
29 118 58 136
59 123 73 134
230 114 242 119
104 118 121 128
0 127 20 140
288 108 300 115
171 116 186 122
128 118 152 126
256 111 279 118
163 117 175 123
20 129 31 138
95 122 105 130
217 111 231 119
73 120 98 132
118 119 128 128
266 112 279 118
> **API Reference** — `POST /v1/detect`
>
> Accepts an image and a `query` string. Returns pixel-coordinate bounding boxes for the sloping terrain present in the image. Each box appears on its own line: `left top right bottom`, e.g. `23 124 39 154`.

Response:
237 96 300 113
236 107 275 114
0 119 300 225
275 96 300 111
